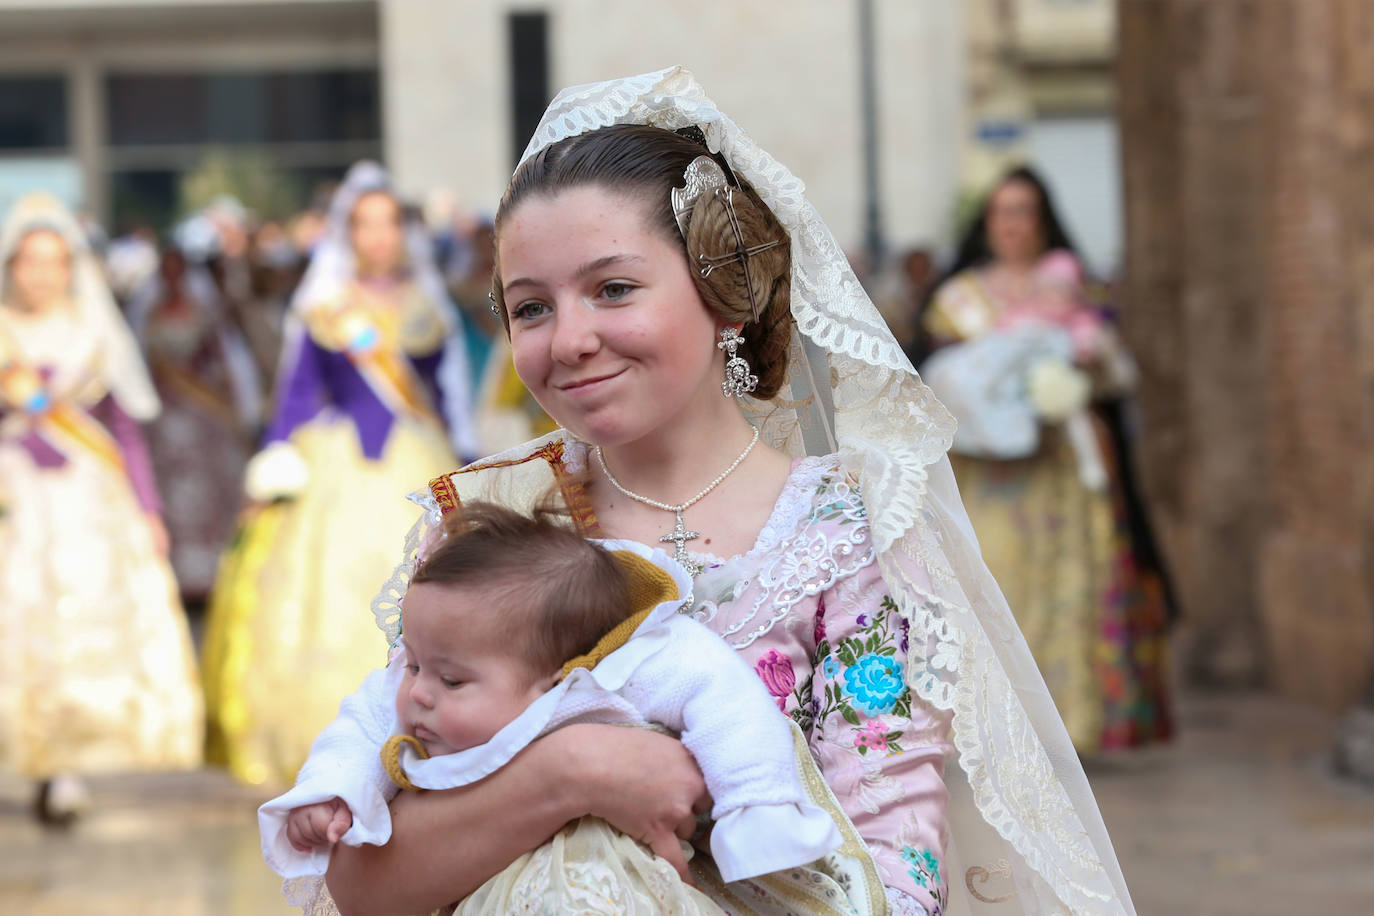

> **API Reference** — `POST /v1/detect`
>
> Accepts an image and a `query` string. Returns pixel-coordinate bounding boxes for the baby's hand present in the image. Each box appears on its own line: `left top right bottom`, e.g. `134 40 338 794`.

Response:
285 797 353 853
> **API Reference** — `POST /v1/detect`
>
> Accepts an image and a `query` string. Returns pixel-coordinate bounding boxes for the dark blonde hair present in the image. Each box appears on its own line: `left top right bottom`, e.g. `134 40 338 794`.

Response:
491 123 794 399
408 501 631 679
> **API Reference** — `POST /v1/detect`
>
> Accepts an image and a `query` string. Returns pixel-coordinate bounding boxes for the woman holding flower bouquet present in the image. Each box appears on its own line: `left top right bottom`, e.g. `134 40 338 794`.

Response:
920 167 1171 754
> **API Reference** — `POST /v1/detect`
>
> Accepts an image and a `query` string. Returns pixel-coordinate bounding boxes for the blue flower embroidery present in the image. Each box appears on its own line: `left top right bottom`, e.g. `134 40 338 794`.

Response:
900 845 942 891
841 653 904 715
823 656 840 679
919 849 941 881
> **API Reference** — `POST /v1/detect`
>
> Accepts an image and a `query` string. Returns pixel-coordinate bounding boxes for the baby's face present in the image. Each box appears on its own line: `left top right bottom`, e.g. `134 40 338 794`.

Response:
395 581 550 756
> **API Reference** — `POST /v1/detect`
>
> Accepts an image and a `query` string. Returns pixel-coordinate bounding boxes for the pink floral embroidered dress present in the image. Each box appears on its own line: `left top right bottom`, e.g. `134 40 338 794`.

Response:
685 452 951 915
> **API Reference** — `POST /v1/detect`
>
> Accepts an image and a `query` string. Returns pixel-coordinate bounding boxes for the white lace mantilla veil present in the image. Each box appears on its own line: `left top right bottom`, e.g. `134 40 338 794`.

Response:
0 192 160 421
282 161 478 456
371 68 1135 915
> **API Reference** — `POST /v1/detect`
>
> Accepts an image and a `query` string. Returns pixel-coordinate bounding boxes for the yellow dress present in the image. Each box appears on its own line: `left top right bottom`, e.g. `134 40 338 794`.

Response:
925 272 1116 751
203 281 458 786
472 334 558 454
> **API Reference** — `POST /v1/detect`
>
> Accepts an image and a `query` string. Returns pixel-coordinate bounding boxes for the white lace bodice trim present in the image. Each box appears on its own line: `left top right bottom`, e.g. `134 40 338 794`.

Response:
687 455 875 649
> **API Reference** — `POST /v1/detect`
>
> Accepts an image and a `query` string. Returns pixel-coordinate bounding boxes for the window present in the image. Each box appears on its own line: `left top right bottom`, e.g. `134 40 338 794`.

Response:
0 76 67 151
102 68 381 230
106 70 379 147
508 12 550 167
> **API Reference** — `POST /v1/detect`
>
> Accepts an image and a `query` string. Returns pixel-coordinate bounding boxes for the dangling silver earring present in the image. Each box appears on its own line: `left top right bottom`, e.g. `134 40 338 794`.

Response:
717 327 758 398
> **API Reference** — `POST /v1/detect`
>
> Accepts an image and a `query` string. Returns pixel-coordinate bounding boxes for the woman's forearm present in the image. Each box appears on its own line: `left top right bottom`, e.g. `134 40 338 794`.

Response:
325 723 705 916
326 739 581 916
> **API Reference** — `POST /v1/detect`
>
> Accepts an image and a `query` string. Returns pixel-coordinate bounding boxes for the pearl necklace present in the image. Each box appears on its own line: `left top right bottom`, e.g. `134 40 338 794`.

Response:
594 425 761 573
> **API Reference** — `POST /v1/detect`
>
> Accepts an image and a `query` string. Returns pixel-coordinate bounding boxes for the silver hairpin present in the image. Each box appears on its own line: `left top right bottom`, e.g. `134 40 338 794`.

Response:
671 156 781 323
671 156 729 238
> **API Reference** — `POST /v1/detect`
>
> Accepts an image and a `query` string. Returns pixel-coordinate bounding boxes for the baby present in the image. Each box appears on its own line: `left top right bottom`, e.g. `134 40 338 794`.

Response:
995 250 1110 490
992 249 1106 364
259 501 842 903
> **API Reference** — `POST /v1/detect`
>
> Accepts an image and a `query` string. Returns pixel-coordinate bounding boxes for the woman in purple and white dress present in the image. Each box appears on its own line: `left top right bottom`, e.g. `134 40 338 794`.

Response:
203 162 477 787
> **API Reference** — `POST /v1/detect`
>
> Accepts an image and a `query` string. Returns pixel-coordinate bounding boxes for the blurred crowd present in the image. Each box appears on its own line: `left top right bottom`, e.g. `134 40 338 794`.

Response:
0 163 552 816
86 176 553 598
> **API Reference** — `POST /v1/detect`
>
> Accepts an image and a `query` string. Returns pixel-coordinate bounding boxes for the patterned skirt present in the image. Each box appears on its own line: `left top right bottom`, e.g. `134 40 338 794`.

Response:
951 421 1171 753
280 722 892 916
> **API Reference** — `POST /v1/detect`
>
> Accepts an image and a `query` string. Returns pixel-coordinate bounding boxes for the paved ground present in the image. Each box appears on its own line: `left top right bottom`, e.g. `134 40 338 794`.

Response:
2 689 1371 915
1091 691 1374 914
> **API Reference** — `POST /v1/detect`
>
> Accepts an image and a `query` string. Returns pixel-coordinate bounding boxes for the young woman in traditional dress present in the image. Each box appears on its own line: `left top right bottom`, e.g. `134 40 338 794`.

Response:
128 242 262 601
0 192 202 823
287 71 1136 916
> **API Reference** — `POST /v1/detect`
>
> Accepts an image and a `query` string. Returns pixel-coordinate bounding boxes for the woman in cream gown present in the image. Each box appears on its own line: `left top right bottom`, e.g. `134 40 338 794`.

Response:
0 193 202 821
921 168 1171 753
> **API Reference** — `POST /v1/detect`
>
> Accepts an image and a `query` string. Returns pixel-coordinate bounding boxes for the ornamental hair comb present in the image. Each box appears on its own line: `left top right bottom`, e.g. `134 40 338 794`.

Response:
671 156 781 322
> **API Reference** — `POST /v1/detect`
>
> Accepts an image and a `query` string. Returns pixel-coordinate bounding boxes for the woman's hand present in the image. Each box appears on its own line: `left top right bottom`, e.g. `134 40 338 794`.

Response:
553 723 712 883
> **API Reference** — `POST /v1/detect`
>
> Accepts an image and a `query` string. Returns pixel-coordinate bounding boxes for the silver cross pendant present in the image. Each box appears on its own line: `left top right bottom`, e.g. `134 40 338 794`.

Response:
660 510 701 575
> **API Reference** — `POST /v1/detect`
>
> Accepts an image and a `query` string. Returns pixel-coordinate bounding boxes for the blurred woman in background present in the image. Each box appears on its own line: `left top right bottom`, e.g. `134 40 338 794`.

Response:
0 193 202 822
129 239 262 602
920 167 1172 753
203 162 476 786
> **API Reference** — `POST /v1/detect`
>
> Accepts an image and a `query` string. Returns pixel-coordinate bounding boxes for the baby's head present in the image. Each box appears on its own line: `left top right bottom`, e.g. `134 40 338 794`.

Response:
396 501 632 756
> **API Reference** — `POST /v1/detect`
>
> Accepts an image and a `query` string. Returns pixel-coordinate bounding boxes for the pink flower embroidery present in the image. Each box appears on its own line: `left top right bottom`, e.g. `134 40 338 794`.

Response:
755 649 796 711
814 596 827 646
854 719 890 753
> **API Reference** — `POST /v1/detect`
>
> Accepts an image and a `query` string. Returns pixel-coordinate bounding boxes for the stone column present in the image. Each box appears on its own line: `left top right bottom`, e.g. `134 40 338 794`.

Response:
1257 0 1374 709
1117 0 1374 710
1117 0 1271 688
69 52 105 223
1328 0 1374 785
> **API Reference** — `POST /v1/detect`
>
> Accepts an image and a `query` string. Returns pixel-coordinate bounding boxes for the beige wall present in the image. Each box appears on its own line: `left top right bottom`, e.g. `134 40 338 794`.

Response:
382 0 965 251
1015 0 1113 62
378 0 507 225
